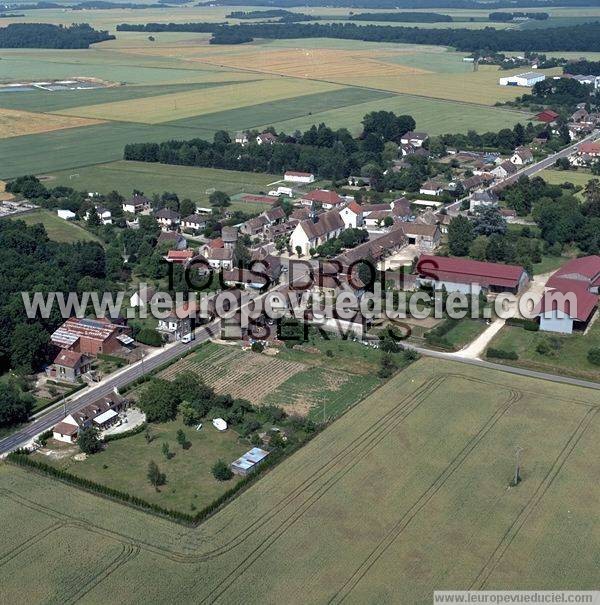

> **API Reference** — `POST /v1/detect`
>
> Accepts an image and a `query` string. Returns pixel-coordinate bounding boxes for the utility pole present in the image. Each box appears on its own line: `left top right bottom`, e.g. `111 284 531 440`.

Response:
512 446 523 486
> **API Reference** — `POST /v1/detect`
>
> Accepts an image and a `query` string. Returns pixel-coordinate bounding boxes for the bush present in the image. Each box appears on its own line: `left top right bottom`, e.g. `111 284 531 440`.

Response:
212 459 233 481
251 341 264 353
136 327 162 347
536 340 551 355
78 427 102 455
486 347 519 360
506 318 539 331
587 347 600 366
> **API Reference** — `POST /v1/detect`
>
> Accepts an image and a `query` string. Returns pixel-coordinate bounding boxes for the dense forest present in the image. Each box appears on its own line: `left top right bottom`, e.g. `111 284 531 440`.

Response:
564 60 600 76
0 23 114 48
119 20 600 52
348 12 454 22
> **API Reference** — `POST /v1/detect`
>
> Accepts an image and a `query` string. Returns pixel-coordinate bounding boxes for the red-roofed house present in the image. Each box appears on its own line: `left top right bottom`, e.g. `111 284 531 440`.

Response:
416 255 529 295
339 201 364 229
300 189 345 210
46 350 92 383
535 109 560 124
165 250 195 264
578 141 600 157
538 256 600 333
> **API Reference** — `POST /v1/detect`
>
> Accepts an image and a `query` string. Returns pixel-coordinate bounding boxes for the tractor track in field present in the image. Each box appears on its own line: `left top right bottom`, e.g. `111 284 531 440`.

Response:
65 542 141 605
469 405 599 590
328 387 522 604
190 378 521 603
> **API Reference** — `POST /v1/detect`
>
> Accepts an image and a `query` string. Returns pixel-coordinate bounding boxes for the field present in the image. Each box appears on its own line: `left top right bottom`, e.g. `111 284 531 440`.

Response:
0 34 533 180
158 340 382 419
1 357 599 603
540 168 598 192
4 209 101 243
487 321 600 383
47 161 281 208
0 107 103 139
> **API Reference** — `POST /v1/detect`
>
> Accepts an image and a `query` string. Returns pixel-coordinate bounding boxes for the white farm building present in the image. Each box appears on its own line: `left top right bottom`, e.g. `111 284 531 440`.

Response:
499 72 545 87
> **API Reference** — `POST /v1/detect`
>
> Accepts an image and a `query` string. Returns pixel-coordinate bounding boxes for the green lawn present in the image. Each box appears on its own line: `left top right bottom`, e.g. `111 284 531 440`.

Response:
532 254 571 276
540 168 597 193
47 161 281 205
442 319 488 350
487 321 600 382
5 209 100 243
39 417 249 513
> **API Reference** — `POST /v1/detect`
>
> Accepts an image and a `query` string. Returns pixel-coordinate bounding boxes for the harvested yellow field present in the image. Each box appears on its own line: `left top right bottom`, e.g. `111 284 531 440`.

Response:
57 78 342 124
0 180 14 201
0 108 104 139
191 47 429 81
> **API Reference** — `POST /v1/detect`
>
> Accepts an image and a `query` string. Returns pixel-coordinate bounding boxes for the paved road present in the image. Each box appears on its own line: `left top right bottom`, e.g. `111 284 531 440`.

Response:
446 129 600 214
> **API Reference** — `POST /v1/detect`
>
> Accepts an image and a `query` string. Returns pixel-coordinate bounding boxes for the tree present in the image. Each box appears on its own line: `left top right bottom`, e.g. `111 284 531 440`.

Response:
180 400 200 426
295 245 302 257
0 382 33 428
176 429 187 448
147 460 165 490
78 427 102 455
10 323 50 374
209 190 230 208
473 206 507 237
448 215 473 256
470 235 488 260
162 441 171 459
179 198 195 217
138 379 180 423
588 347 600 366
212 459 233 481
87 206 101 227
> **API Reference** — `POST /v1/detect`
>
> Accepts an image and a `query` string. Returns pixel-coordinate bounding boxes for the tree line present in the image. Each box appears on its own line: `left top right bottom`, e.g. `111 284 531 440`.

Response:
118 20 600 52
0 23 114 48
348 12 454 22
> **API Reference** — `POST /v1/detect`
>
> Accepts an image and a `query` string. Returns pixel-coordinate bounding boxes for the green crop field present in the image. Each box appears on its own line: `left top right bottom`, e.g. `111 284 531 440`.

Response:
1 358 599 603
157 340 384 418
47 161 281 206
4 209 100 243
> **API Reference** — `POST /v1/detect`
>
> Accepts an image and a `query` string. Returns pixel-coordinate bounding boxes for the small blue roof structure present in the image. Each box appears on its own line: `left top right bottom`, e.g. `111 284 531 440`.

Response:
231 447 269 475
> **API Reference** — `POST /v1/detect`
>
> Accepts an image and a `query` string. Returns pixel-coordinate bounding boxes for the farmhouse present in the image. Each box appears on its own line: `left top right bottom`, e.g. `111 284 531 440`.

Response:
84 205 112 225
284 170 314 183
289 209 344 256
336 227 407 268
256 132 277 145
578 141 600 157
470 190 499 212
400 131 429 147
129 285 155 308
231 447 269 475
400 223 441 252
416 255 529 295
123 195 150 214
419 180 444 197
499 72 545 87
301 189 345 210
181 213 208 232
241 215 268 237
52 391 126 444
206 247 234 270
46 350 92 383
234 131 248 145
157 230 187 250
51 317 132 356
492 160 518 179
510 147 533 165
155 208 181 230
538 256 600 334
165 250 195 264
